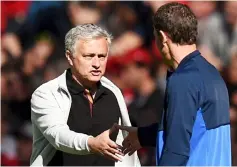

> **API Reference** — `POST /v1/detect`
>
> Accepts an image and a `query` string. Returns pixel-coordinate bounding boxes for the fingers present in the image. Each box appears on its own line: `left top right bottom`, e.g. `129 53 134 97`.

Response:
108 140 124 156
104 150 122 162
121 139 139 156
121 136 131 153
107 147 124 156
99 124 138 162
108 140 121 149
123 146 133 155
123 145 138 156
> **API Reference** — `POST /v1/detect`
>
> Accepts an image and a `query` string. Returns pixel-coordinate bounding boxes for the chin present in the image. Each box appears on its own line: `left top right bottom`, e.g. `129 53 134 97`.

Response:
89 75 102 82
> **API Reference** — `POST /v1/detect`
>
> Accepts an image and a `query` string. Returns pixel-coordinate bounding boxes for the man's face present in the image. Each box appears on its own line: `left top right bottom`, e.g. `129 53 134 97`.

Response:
71 37 109 84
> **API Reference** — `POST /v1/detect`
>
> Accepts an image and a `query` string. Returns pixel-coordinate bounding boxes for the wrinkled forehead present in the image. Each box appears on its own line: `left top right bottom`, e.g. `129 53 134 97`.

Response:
75 37 109 53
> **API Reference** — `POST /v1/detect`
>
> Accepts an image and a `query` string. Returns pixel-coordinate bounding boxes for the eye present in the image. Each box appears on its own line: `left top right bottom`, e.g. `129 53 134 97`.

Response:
98 54 107 60
83 54 94 60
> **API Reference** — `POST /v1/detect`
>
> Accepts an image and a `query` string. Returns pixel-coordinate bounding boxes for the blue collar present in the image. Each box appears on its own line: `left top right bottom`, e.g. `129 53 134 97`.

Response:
166 50 200 80
176 50 200 71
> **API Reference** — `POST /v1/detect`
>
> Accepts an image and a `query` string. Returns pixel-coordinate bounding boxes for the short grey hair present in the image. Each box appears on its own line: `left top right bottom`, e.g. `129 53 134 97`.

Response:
65 23 113 55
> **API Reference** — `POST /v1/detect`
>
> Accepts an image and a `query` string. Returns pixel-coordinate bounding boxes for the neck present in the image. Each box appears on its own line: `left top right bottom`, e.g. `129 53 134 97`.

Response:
71 69 98 92
170 44 197 69
137 76 156 97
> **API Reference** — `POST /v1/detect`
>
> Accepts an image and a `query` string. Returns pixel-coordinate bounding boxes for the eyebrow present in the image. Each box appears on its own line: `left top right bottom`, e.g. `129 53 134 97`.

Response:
83 53 107 56
83 53 96 56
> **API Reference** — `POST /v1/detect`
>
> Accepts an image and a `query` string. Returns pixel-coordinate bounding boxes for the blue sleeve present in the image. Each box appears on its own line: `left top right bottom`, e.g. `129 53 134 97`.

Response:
158 74 199 166
137 123 158 147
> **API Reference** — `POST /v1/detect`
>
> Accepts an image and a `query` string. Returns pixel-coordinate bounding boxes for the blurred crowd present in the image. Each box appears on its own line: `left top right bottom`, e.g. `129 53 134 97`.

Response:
1 1 237 166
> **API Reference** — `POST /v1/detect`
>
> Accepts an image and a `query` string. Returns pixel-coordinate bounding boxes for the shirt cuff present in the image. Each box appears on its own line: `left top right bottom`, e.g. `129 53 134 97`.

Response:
85 136 94 152
137 123 158 147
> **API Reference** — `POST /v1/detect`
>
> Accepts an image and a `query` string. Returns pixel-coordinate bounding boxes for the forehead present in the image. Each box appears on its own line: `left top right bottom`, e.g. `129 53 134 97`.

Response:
76 37 109 53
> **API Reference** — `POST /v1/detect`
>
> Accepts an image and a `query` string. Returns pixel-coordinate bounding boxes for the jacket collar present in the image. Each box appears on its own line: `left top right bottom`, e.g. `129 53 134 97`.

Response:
58 70 69 93
176 50 200 71
66 69 85 94
165 50 200 80
57 69 107 99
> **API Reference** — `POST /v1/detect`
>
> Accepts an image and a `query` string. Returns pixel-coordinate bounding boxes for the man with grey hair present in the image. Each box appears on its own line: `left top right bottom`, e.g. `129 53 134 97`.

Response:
30 24 140 166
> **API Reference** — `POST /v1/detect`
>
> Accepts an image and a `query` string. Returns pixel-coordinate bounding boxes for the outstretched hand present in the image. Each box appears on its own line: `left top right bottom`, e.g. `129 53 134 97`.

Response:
87 125 124 162
113 123 142 156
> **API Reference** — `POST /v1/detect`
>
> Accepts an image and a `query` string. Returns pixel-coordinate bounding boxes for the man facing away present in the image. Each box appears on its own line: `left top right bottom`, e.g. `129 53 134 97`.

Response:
115 2 231 166
30 24 140 166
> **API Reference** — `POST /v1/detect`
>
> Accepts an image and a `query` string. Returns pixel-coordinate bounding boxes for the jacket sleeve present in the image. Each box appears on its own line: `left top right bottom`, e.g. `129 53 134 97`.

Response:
137 123 158 147
31 86 92 155
158 74 199 166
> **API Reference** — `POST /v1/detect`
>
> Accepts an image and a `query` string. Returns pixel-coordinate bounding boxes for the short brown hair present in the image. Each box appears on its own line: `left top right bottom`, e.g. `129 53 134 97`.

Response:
153 2 198 45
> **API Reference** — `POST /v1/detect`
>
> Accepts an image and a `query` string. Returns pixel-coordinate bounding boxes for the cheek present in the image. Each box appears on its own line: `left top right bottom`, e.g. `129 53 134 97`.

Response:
101 59 108 70
162 44 171 59
155 35 164 50
162 46 169 56
74 58 90 73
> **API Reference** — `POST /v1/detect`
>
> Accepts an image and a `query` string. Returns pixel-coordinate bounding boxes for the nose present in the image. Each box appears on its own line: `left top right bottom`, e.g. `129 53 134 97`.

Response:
92 56 100 69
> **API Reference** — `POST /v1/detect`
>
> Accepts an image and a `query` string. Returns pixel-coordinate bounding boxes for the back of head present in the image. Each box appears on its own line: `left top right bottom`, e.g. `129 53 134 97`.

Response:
153 2 198 45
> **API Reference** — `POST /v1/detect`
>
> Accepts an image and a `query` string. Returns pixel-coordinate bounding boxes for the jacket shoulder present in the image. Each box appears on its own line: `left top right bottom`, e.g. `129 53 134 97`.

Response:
169 69 203 96
101 76 121 92
32 77 59 97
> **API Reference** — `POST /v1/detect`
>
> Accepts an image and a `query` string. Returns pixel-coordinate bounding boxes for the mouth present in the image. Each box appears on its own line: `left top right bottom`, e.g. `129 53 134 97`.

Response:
91 70 101 76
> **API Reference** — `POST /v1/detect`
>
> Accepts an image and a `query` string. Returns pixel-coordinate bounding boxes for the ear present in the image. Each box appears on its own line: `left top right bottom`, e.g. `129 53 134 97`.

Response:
66 50 74 66
159 30 168 44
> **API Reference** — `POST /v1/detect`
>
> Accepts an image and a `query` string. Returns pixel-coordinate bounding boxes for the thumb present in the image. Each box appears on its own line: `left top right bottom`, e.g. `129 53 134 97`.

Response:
108 123 119 135
113 123 131 132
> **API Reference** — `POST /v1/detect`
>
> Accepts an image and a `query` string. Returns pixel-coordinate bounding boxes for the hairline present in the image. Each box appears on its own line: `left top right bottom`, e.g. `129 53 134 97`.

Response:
65 24 113 56
69 36 111 57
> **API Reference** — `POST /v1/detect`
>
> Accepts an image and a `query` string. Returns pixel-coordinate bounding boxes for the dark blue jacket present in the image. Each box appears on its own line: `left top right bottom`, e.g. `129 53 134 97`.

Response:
138 50 231 166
